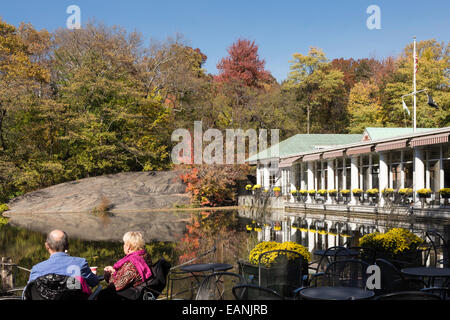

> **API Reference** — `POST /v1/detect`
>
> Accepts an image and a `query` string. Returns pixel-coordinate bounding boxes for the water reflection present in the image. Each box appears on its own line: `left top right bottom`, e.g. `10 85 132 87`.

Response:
1 207 448 295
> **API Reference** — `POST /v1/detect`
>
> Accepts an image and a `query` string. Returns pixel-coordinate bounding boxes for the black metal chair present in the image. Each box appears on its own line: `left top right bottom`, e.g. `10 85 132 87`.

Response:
232 284 284 300
310 246 353 274
257 249 305 298
374 291 442 300
23 274 102 300
348 246 377 265
375 258 426 295
420 287 450 300
195 272 245 300
309 259 370 288
425 231 449 268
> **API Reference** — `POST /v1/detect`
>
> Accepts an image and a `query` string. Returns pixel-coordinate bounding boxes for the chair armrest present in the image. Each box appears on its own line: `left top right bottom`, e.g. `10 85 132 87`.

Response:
96 275 105 282
308 272 324 287
88 285 102 300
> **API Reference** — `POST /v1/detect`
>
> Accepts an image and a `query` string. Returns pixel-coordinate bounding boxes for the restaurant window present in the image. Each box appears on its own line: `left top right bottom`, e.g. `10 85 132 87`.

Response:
429 146 441 160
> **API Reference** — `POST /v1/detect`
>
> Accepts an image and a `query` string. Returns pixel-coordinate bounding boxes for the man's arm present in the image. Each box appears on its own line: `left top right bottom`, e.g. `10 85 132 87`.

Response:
79 259 99 287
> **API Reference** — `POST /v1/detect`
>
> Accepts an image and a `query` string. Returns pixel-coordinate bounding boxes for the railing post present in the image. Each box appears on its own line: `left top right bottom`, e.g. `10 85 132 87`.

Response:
1 257 15 292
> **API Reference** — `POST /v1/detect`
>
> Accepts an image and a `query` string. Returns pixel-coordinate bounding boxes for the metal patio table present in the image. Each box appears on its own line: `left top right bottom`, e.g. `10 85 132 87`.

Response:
298 286 375 300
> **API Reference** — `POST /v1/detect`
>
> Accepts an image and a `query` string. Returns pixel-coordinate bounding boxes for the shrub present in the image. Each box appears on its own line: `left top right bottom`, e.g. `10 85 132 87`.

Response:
359 228 423 255
248 241 310 267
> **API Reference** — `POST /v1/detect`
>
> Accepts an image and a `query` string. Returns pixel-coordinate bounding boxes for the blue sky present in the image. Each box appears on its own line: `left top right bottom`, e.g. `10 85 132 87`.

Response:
1 0 449 82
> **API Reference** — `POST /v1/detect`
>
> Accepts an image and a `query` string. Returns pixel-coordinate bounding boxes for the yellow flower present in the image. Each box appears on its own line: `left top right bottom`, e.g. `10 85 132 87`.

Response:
248 241 310 267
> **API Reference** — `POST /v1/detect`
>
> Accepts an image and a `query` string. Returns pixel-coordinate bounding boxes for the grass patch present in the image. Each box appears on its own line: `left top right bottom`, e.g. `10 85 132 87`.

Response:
91 196 114 218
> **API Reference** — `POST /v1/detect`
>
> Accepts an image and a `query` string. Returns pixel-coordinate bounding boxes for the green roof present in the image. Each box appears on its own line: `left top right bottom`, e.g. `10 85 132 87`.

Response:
247 134 362 161
364 127 438 141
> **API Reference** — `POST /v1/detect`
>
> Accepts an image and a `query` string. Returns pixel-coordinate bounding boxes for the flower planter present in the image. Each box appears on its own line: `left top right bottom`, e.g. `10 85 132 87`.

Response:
238 259 308 297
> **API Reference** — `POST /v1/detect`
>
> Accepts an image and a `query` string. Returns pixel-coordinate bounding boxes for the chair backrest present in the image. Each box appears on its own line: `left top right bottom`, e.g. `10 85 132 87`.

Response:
315 246 352 273
24 274 89 300
420 287 450 300
425 231 449 267
323 259 370 288
195 272 245 300
257 249 304 298
375 258 425 294
232 284 284 300
374 291 442 300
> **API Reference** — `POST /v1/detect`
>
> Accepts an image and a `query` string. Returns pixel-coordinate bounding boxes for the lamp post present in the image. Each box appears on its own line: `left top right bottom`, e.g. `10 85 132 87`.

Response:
401 37 439 130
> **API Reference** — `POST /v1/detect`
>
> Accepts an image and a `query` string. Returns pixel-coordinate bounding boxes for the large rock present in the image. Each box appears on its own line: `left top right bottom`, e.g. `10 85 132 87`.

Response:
6 171 190 214
3 171 193 241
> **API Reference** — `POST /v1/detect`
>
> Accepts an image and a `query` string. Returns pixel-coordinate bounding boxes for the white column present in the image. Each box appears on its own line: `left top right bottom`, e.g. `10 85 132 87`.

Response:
414 147 425 203
307 161 314 203
368 154 373 190
350 155 359 205
359 157 363 191
290 166 296 192
400 150 405 189
263 166 270 189
379 152 388 206
425 150 430 189
342 157 347 190
327 159 335 204
321 161 325 190
256 164 261 185
300 163 305 190
440 146 444 190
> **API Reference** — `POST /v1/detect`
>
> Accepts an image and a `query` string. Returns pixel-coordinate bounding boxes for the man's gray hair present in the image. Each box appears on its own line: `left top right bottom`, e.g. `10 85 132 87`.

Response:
46 230 69 252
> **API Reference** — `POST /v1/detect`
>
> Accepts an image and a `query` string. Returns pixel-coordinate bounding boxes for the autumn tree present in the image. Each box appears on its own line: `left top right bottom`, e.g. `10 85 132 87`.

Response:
285 47 347 133
380 39 449 127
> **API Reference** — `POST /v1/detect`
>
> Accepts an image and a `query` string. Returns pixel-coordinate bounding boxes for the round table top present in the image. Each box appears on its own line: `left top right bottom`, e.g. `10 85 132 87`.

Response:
313 249 359 257
299 286 374 300
401 267 450 277
179 263 233 273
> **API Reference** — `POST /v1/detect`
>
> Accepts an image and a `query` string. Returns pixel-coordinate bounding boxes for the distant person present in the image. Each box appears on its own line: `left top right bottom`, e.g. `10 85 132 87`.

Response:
103 231 152 291
28 229 99 288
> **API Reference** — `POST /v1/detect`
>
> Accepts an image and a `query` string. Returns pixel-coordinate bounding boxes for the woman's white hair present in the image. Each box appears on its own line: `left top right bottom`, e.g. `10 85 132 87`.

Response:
123 231 145 251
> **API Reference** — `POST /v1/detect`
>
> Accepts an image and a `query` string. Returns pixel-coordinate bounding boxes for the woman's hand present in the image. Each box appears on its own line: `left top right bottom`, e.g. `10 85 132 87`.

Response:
104 266 115 273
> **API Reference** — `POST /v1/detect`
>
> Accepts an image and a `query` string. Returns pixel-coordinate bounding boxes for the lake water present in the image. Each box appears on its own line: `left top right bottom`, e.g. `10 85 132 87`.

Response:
1 207 448 298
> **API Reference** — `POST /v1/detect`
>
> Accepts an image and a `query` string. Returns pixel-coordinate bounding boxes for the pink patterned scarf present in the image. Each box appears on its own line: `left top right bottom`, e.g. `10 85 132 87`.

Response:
113 249 152 281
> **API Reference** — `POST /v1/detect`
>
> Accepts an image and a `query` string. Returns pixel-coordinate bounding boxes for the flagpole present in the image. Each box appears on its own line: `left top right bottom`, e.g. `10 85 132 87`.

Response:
413 36 417 132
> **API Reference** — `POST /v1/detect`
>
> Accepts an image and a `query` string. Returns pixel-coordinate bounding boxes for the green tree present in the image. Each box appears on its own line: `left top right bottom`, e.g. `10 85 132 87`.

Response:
285 47 347 133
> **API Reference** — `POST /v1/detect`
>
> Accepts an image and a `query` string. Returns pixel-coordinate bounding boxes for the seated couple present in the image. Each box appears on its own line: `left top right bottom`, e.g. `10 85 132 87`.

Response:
27 229 153 300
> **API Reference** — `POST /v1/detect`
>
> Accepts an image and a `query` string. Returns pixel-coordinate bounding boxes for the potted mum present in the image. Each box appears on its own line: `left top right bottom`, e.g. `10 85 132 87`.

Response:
352 188 363 204
340 189 350 203
252 184 261 195
366 188 379 205
439 188 450 206
245 184 253 195
359 228 424 268
328 189 337 203
298 189 308 202
317 189 327 203
417 188 432 208
398 188 413 205
308 189 317 202
238 241 310 297
273 186 281 197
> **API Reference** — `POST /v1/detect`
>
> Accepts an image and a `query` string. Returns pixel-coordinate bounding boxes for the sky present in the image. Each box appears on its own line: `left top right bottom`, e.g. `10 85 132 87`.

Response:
1 0 449 82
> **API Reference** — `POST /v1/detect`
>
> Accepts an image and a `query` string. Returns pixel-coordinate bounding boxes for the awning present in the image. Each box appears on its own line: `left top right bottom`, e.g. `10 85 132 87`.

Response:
302 153 321 162
410 133 449 147
375 139 407 152
278 156 302 168
346 145 373 155
322 150 344 159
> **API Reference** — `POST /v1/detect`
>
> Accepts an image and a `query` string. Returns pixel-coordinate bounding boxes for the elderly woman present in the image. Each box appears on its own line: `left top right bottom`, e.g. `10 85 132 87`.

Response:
103 231 153 291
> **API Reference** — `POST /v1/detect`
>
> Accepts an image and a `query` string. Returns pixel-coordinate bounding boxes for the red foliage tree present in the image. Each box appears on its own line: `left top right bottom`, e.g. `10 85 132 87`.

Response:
215 38 271 88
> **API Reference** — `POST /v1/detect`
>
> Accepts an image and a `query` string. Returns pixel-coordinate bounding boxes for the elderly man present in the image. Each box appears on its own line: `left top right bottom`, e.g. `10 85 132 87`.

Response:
28 229 99 288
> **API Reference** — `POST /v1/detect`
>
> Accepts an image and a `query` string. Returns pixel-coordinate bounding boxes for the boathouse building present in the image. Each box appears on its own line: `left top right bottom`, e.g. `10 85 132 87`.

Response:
247 127 450 208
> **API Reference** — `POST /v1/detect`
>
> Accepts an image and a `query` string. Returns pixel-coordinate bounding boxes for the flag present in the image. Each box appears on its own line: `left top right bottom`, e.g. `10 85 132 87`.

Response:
414 51 418 74
402 99 410 116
